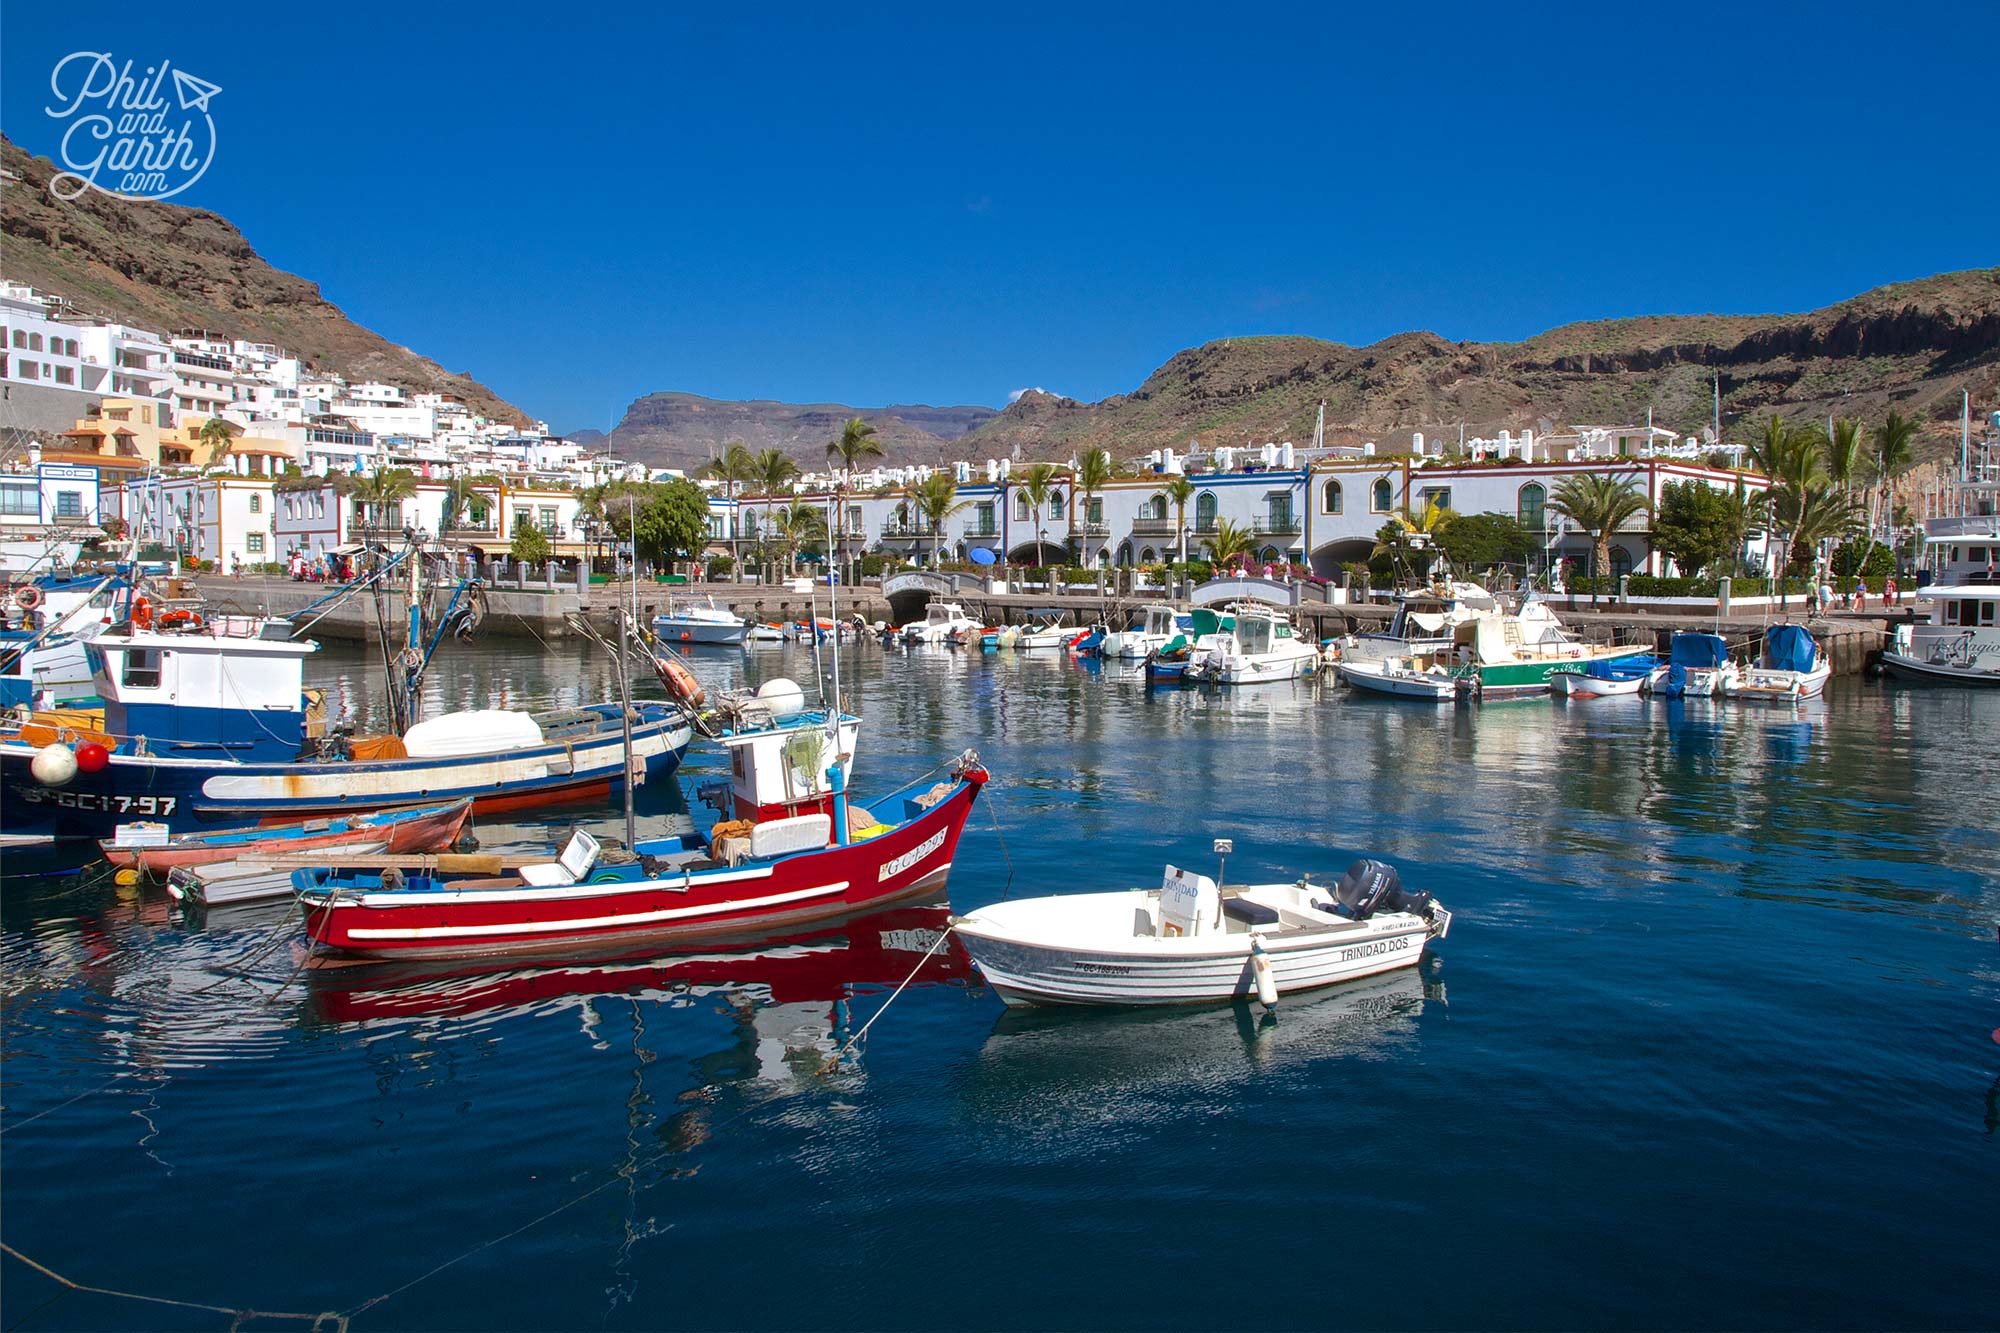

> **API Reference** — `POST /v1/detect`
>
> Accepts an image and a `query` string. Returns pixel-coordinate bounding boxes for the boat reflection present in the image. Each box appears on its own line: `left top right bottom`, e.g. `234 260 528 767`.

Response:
301 903 975 1028
960 968 1439 1113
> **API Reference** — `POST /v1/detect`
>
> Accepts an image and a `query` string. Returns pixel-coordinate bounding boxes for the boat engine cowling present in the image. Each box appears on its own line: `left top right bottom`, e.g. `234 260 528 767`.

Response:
1327 859 1431 920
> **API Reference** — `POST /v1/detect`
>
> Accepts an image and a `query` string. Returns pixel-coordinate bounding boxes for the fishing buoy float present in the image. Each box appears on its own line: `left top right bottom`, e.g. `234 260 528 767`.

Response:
74 741 110 774
755 677 806 720
1250 936 1278 1010
30 743 78 788
114 868 141 888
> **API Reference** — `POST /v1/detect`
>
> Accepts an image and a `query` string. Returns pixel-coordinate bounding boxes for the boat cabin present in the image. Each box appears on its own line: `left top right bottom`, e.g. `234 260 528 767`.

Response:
713 711 861 821
92 630 315 761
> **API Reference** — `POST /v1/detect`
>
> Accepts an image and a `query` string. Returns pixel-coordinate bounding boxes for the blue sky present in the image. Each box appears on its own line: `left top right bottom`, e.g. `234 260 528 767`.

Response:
4 2 1995 430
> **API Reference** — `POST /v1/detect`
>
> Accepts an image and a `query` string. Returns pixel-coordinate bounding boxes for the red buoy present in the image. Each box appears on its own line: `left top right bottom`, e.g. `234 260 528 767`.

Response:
74 741 111 774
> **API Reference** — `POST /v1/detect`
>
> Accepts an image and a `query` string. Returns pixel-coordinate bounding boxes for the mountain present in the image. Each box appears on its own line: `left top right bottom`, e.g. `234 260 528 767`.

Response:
0 137 531 424
605 392 999 471
956 270 2000 463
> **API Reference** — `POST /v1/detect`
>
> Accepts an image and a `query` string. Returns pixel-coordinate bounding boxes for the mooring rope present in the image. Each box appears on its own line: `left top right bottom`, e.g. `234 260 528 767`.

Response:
0 1242 348 1332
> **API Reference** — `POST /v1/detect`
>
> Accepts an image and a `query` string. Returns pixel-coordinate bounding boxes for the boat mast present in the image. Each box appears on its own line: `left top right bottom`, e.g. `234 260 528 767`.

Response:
823 492 849 846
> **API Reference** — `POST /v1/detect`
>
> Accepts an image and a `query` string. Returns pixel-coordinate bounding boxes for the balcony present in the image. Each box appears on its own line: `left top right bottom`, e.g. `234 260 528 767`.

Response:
880 518 942 539
1080 520 1109 537
962 521 1000 539
1253 514 1302 536
1129 516 1177 536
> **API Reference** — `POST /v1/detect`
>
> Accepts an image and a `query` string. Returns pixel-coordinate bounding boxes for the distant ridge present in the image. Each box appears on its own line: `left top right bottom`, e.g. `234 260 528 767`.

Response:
612 270 1999 469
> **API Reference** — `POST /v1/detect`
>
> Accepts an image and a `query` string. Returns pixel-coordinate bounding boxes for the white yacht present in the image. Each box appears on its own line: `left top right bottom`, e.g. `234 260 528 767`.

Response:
1883 584 2000 686
1190 602 1318 684
653 597 748 645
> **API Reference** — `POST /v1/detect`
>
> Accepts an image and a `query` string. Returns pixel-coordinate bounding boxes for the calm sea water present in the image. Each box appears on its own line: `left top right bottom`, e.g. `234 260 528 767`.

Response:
3 636 1996 1330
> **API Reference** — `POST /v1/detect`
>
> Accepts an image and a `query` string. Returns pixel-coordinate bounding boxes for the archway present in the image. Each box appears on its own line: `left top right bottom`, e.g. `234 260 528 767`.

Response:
1309 537 1374 580
1006 540 1068 565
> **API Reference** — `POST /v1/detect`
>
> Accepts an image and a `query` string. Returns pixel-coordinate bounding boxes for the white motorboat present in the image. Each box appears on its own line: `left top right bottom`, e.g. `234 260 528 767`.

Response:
1335 655 1466 701
1328 581 1499 668
1102 603 1185 660
901 601 980 645
1723 624 1831 702
955 855 1448 1007
653 598 748 646
1016 615 1074 651
1549 653 1659 699
1190 603 1318 684
1881 582 2000 686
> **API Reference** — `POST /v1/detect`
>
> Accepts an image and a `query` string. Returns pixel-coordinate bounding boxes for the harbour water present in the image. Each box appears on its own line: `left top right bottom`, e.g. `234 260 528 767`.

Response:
3 639 1996 1329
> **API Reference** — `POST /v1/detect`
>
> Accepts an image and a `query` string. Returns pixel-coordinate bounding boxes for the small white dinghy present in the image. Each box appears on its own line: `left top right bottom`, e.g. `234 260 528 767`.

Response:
954 848 1450 1007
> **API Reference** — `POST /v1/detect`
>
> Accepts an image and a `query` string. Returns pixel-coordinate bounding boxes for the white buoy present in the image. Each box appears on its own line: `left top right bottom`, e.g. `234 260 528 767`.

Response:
1250 937 1279 1009
755 677 807 719
31 743 78 788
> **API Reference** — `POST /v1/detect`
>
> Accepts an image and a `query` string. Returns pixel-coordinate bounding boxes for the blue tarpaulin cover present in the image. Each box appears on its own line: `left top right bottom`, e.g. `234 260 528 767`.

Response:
1669 633 1728 669
1765 624 1817 673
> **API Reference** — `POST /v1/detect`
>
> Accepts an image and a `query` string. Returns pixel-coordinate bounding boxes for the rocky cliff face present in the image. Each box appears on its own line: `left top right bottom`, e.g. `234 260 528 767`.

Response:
0 137 530 424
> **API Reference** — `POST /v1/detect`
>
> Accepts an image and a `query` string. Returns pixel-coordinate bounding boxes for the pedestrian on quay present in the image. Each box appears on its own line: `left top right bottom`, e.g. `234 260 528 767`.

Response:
1854 576 1867 614
1818 579 1834 618
1885 574 1899 605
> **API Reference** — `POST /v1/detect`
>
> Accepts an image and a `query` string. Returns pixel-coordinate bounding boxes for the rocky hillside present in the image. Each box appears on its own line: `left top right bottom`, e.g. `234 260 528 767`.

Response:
605 392 998 471
957 270 2000 463
0 137 530 424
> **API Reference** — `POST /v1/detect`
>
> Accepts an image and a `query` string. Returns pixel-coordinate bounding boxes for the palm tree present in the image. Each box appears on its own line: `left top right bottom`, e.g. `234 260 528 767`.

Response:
751 449 799 578
1158 475 1197 566
356 468 417 535
1073 448 1112 564
1368 500 1449 586
1206 517 1255 571
1872 410 1920 551
194 415 235 459
1017 463 1061 575
702 440 756 568
774 498 827 576
1785 484 1862 569
1824 418 1868 495
1547 473 1650 603
823 419 884 575
439 474 481 534
913 472 968 567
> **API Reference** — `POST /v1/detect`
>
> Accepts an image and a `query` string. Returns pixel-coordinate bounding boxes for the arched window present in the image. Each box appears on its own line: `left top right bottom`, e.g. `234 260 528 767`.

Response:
1049 492 1065 521
1116 542 1133 566
1518 482 1546 531
1609 545 1633 579
1195 491 1218 531
1322 479 1342 514
1260 546 1280 563
1147 495 1167 520
1372 478 1393 513
1140 546 1155 563
1015 494 1030 520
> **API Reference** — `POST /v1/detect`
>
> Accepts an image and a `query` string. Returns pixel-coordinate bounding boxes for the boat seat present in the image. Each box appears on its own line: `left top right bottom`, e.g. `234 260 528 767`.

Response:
1222 897 1280 927
748 814 832 859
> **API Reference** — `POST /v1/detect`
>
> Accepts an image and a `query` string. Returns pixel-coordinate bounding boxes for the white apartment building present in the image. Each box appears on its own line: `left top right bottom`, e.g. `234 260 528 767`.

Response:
168 333 249 421
125 472 279 569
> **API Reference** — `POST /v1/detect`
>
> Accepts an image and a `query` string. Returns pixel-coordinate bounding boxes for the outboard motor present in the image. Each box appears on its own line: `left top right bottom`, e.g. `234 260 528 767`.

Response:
1333 859 1402 919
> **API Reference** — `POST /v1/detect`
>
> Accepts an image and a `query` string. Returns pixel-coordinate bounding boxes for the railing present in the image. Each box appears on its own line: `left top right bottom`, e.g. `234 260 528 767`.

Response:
1130 516 1177 535
1080 520 1109 536
880 519 942 538
1254 515 1302 535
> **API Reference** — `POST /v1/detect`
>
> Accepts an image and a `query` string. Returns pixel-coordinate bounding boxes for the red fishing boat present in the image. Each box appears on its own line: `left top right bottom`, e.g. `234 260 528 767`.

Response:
294 752 988 960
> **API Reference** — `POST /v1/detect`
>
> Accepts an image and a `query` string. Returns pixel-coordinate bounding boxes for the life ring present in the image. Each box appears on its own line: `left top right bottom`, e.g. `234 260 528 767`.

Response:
158 609 203 631
659 658 706 709
13 584 42 610
132 597 154 629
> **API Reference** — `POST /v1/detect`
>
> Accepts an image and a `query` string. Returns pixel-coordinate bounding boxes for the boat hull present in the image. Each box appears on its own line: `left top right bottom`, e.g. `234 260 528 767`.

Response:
652 618 747 645
958 914 1432 1006
99 799 473 874
1551 670 1646 699
1879 652 2000 687
1724 663 1831 702
1475 646 1652 698
3 705 691 843
1336 661 1460 700
296 771 987 959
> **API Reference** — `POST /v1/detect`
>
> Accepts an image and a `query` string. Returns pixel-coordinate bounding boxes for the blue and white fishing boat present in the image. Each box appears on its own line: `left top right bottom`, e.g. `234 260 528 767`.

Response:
1 543 693 845
1102 603 1185 660
1550 653 1661 699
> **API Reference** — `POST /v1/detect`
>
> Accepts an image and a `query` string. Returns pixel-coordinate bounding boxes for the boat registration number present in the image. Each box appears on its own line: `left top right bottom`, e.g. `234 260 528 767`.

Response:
878 829 946 882
14 788 179 816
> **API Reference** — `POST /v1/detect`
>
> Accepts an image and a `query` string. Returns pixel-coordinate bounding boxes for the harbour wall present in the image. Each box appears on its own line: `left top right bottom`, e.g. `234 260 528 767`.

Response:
198 574 1896 675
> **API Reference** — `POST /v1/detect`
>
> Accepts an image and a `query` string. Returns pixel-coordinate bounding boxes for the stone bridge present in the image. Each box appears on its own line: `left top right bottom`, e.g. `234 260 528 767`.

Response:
881 570 990 624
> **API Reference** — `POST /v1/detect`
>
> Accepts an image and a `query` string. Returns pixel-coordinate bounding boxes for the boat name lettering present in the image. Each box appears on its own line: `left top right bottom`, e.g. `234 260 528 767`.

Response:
878 829 946 882
15 788 178 815
1069 962 1133 974
1338 939 1408 962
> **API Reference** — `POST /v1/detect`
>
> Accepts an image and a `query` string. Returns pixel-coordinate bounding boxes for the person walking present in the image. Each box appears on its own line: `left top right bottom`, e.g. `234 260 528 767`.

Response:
1885 574 1899 606
1853 575 1867 614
